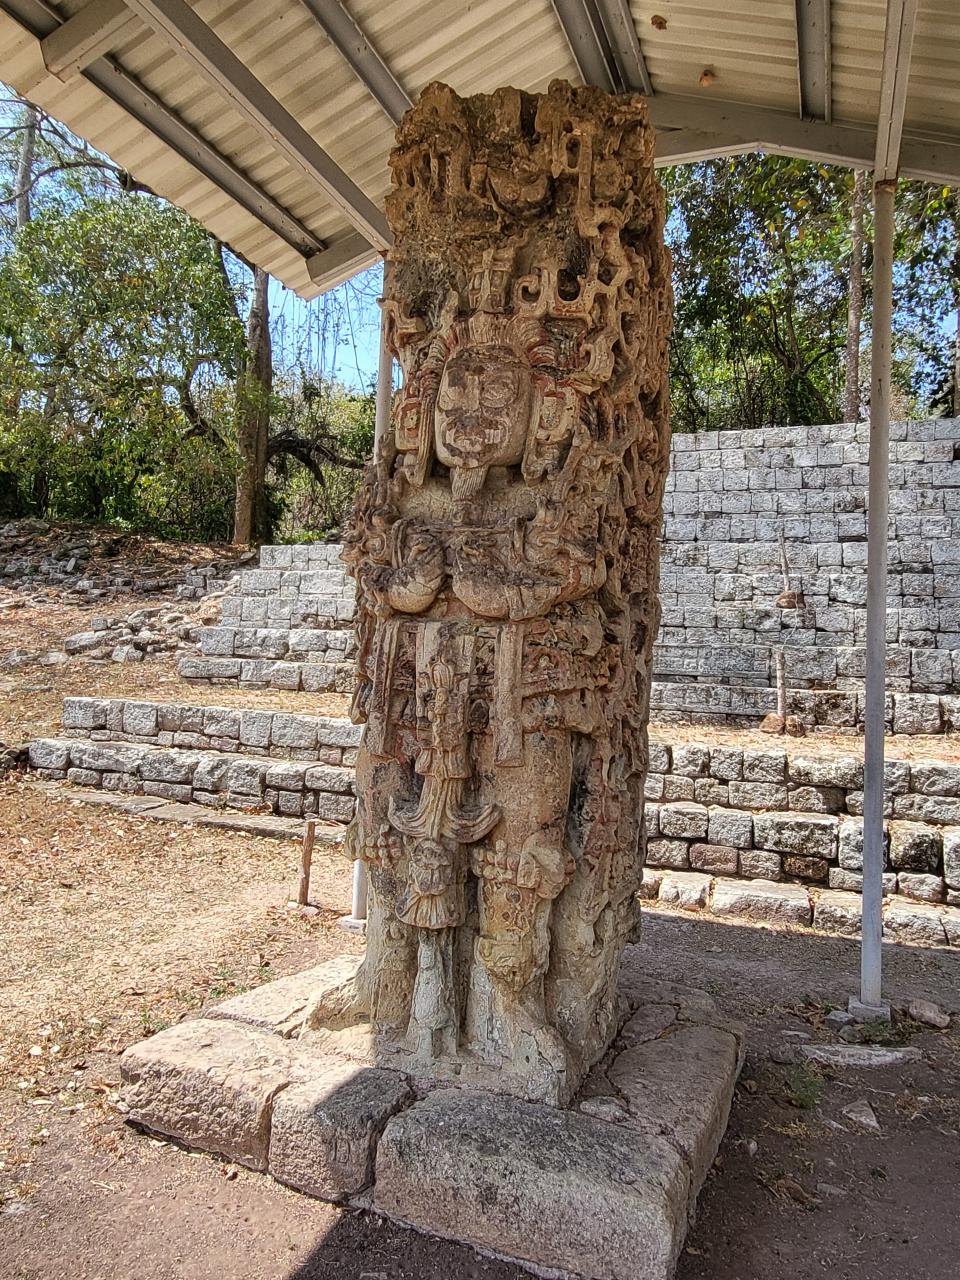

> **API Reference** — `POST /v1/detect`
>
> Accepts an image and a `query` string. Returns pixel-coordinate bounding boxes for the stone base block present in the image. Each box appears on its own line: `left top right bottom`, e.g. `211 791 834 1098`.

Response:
120 966 743 1280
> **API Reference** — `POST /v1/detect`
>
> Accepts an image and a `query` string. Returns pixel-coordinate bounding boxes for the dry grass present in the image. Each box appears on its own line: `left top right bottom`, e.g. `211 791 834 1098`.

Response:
0 776 358 1093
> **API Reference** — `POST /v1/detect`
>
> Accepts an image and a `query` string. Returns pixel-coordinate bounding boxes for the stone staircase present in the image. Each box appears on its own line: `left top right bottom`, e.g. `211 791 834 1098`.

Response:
179 543 357 692
29 696 360 822
651 418 960 731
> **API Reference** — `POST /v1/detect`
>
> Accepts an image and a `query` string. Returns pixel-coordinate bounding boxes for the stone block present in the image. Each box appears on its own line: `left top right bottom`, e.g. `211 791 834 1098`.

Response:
728 781 789 810
645 839 689 869
712 877 811 926
638 867 666 899
910 761 960 797
709 747 743 781
658 871 711 909
122 701 158 737
374 1088 693 1280
29 739 71 770
315 717 363 749
304 764 355 795
752 812 837 860
707 807 753 849
671 745 710 777
788 785 846 814
138 751 199 784
315 792 356 823
828 867 898 895
271 714 318 750
648 741 670 774
142 781 193 802
265 761 307 791
269 1065 412 1202
62 698 108 731
896 872 945 903
883 902 948 946
658 801 709 840
742 749 787 782
66 767 101 787
889 821 942 872
239 710 274 748
782 855 829 882
661 774 695 801
120 1020 295 1170
689 842 739 876
892 793 960 825
193 756 233 792
893 694 942 735
944 830 960 890
199 627 236 657
693 778 728 806
202 706 241 739
225 758 266 796
813 890 862 936
739 849 783 879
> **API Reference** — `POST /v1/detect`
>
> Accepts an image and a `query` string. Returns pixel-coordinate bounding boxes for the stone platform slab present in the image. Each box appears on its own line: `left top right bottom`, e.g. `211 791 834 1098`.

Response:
120 965 744 1280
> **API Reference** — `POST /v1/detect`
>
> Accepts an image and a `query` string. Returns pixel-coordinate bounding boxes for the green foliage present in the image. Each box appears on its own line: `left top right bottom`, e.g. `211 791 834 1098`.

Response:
0 194 244 536
663 154 855 432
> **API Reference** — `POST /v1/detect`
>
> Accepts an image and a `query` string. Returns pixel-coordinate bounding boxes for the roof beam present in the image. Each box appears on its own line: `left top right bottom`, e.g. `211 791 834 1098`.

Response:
794 0 831 122
593 0 653 95
306 229 380 293
121 0 390 249
874 0 918 181
297 0 411 126
40 0 135 80
649 96 960 186
550 0 616 92
0 0 329 262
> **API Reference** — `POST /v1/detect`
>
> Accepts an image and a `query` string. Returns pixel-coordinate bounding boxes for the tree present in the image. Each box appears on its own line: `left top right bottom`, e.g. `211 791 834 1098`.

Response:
896 182 960 416
232 264 272 544
844 169 867 421
662 154 853 432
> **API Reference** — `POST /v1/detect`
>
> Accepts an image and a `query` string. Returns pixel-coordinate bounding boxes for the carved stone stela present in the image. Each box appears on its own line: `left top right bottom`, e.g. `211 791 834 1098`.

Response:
303 81 673 1105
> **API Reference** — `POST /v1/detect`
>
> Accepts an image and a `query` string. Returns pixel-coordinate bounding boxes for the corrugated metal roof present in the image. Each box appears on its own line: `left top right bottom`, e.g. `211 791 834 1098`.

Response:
1 0 957 299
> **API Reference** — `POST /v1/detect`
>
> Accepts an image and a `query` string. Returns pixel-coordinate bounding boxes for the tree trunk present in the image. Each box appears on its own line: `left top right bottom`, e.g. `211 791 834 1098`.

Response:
954 304 960 418
14 103 38 231
233 266 272 545
844 169 866 422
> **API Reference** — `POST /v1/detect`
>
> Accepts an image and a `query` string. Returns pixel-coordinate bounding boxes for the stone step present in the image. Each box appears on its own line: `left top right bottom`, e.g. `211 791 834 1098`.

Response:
197 625 356 661
61 696 361 760
644 799 959 902
28 737 356 822
650 678 957 734
179 654 354 692
640 871 960 949
653 641 959 693
236 566 355 600
219 593 355 627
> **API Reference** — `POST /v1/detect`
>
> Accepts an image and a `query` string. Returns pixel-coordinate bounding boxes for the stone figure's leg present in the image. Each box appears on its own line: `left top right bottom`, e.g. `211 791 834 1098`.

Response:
406 927 458 1060
466 728 574 1093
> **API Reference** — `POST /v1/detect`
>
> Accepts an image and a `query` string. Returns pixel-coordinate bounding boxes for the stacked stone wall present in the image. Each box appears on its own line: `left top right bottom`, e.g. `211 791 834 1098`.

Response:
653 417 960 729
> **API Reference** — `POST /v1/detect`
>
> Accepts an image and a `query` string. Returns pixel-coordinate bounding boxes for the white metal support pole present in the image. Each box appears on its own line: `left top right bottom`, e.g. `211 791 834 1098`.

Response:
852 176 896 1021
344 295 392 931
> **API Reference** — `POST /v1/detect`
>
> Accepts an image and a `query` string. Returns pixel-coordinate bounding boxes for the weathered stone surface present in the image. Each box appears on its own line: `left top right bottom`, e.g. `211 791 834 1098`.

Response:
889 821 941 873
645 839 690 870
738 849 783 879
800 1043 922 1068
374 1088 692 1280
659 801 709 840
303 82 672 1105
269 1064 412 1201
828 867 898 895
208 957 363 1038
813 890 862 936
883 901 948 946
907 998 950 1029
607 1023 741 1195
711 877 812 927
782 855 829 882
944 830 960 890
689 841 739 875
658 870 711 910
707 807 753 849
897 872 945 903
753 812 837 860
120 1020 294 1170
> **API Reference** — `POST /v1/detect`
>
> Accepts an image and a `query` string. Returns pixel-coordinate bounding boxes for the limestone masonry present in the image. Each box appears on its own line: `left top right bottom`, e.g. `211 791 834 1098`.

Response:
654 417 960 730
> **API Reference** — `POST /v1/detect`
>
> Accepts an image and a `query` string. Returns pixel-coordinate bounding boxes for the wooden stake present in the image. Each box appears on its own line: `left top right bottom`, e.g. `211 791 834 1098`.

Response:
298 819 316 906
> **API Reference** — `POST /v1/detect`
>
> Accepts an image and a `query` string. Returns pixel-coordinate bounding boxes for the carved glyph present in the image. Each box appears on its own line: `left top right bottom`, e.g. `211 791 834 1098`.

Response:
302 80 673 1105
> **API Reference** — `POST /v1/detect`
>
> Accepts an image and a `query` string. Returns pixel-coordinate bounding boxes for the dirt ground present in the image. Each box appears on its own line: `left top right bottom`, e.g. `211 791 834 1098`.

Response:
2 529 959 1279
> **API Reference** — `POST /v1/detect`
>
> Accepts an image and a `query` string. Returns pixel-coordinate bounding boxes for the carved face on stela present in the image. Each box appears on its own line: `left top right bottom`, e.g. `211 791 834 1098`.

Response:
434 342 533 499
